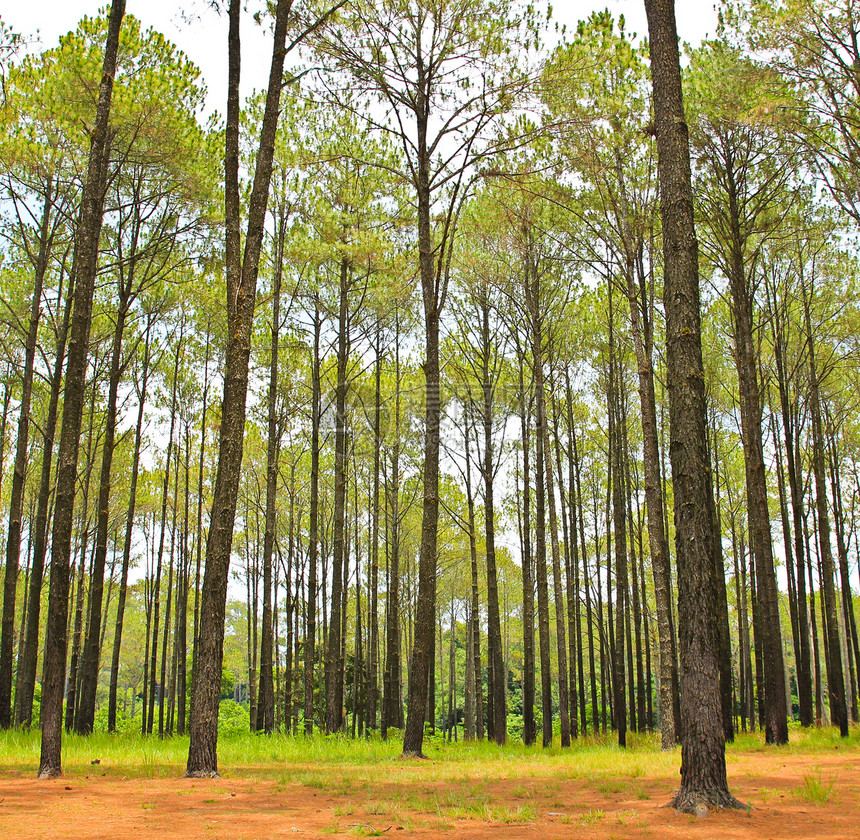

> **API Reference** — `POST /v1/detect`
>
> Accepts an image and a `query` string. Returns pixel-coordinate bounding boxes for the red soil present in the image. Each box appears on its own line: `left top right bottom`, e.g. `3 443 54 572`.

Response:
1 748 858 839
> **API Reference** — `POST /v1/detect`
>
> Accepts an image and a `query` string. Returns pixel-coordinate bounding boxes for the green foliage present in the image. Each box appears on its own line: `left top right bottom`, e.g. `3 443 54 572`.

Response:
218 699 250 737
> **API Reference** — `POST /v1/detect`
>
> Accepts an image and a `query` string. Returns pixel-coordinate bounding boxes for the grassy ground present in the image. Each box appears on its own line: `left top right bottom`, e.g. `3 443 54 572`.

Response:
0 721 857 782
1 725 859 839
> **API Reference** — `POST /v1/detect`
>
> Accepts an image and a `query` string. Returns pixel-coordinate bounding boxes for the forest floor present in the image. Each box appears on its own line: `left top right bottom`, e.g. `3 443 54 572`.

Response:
1 727 859 839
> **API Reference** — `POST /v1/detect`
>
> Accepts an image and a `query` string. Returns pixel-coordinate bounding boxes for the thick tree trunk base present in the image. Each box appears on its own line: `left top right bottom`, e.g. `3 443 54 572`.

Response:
669 787 746 815
185 769 220 779
399 750 428 760
37 766 62 780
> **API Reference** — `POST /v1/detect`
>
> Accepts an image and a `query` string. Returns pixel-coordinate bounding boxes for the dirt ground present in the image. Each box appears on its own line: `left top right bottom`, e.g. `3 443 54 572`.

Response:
1 748 858 839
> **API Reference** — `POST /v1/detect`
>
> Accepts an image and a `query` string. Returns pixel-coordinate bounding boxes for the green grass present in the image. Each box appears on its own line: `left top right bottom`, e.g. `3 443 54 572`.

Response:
797 767 837 804
0 721 857 791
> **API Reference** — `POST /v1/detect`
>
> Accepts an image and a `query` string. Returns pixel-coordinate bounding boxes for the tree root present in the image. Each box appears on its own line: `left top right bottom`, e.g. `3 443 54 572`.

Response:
669 786 747 815
184 769 220 779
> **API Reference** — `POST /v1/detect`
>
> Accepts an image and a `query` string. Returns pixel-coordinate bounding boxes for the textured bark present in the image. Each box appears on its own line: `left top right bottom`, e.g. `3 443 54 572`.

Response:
401 94 443 756
644 0 743 812
186 0 291 776
38 0 125 778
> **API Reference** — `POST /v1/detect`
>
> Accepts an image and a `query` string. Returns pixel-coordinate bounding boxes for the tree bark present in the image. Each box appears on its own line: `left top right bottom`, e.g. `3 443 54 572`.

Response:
186 0 291 777
402 105 443 758
644 0 743 811
38 0 125 778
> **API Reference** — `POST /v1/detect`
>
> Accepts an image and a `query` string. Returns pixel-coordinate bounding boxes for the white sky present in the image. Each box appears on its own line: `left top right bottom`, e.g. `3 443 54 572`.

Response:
7 1 719 116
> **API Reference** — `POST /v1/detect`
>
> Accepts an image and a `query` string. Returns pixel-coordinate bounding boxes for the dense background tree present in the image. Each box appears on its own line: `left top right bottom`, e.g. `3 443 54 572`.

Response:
0 0 857 810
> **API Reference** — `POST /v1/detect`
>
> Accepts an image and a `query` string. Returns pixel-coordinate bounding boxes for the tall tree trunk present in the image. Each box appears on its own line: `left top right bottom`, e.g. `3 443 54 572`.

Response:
160 470 179 737
644 0 742 811
401 123 444 755
38 0 125 778
187 0 292 776
709 414 736 743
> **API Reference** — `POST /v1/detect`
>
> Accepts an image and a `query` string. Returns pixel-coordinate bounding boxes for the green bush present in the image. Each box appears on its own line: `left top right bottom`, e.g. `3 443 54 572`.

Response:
93 703 144 735
218 699 249 737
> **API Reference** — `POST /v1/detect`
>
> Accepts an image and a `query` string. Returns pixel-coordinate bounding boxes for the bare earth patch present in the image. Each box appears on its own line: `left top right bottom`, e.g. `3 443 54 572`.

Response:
1 748 858 839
